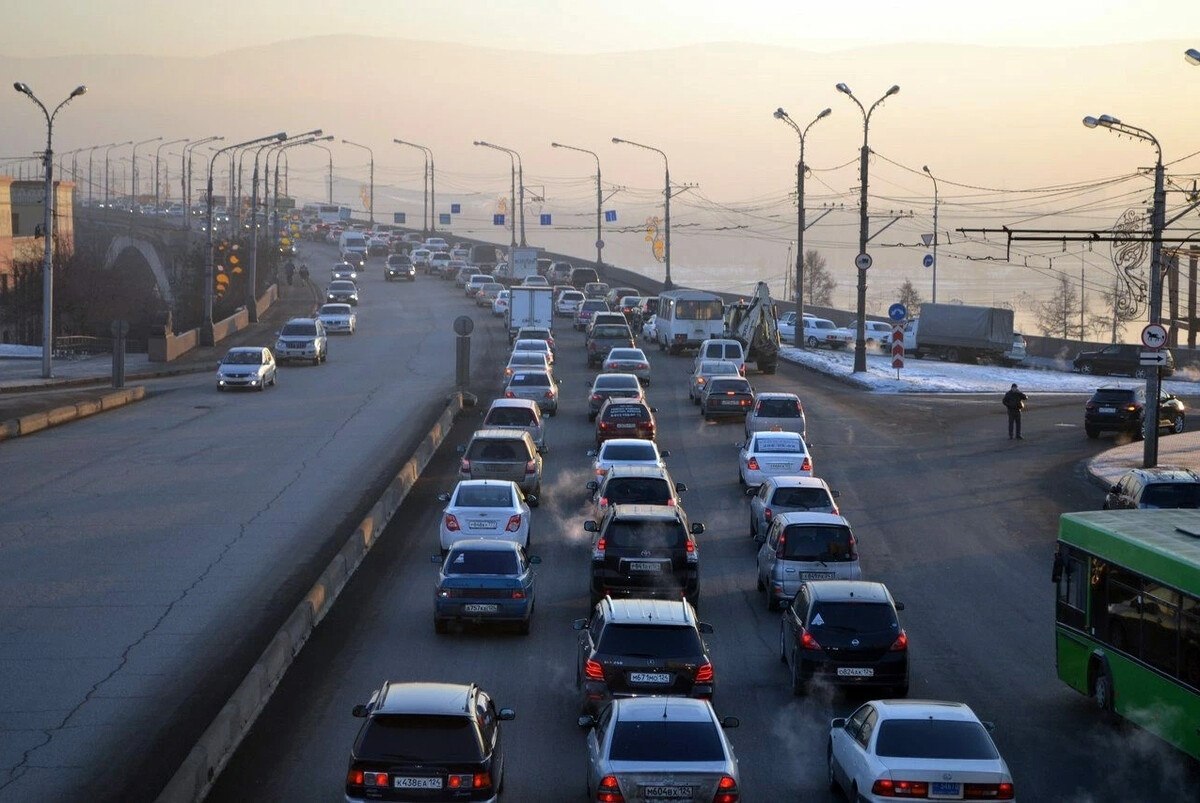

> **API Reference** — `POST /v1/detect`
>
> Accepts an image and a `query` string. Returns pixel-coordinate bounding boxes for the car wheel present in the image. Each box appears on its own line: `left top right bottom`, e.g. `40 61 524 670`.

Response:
1133 367 1148 379
1093 665 1114 712
790 650 808 695
827 743 840 794
766 588 779 612
257 379 266 392
434 618 448 635
756 572 765 592
587 412 596 422
1173 413 1185 434
312 356 320 366
1085 426 1100 439
779 625 788 664
216 385 225 392
1078 361 1094 375
806 336 819 348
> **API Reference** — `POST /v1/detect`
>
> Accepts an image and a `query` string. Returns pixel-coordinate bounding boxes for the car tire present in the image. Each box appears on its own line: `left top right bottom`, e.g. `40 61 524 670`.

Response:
1173 414 1185 434
779 625 788 664
1078 361 1094 375
216 385 225 392
434 618 448 635
1085 426 1100 439
766 590 779 612
1092 663 1114 713
587 412 596 422
827 743 841 794
756 572 765 592
790 651 808 696
312 355 319 366
257 380 266 392
806 336 819 348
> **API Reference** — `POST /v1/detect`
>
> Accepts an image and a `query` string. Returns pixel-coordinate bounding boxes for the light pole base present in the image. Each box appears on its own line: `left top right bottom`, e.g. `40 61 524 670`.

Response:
200 323 215 347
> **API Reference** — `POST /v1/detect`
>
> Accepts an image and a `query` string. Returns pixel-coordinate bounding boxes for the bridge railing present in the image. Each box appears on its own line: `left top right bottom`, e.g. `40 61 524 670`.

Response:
54 335 148 357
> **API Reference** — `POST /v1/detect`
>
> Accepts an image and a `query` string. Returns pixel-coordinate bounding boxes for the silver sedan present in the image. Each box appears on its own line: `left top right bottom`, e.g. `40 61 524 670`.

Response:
216 346 277 391
688 359 741 403
601 347 651 385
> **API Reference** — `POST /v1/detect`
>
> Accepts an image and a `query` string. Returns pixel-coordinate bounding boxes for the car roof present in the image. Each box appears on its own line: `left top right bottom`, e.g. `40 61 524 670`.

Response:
752 431 803 443
487 398 539 411
600 438 658 451
447 538 522 553
773 512 848 526
1124 466 1200 483
600 596 696 625
604 465 670 479
765 475 828 489
756 392 800 401
615 696 714 723
807 580 891 603
374 682 476 716
285 317 317 324
608 504 683 521
469 429 535 442
225 346 264 354
454 479 517 489
870 699 978 722
594 373 640 384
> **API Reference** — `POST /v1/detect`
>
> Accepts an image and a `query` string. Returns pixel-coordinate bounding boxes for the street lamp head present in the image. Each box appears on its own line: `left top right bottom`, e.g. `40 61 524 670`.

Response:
817 108 832 119
1098 114 1120 125
1186 48 1200 65
922 164 932 174
319 135 334 141
773 107 787 120
1082 116 1099 129
885 85 900 97
13 82 32 96
70 85 87 98
551 142 562 148
835 82 851 95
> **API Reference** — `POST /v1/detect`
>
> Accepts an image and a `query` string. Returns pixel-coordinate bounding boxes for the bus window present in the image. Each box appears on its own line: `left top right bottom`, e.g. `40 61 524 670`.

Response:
675 299 724 320
1054 549 1086 630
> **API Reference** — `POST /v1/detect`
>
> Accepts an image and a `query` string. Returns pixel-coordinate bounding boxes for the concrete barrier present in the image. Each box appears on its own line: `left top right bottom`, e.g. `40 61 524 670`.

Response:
0 386 146 442
157 392 465 803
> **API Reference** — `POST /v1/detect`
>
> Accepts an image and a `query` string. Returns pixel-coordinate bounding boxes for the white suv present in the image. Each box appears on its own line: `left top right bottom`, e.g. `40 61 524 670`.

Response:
274 317 328 364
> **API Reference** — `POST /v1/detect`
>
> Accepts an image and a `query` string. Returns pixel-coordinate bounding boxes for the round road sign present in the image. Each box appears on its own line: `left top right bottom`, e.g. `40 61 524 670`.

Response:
596 239 605 250
923 254 935 268
453 315 474 336
1141 323 1167 349
855 253 873 271
888 303 908 322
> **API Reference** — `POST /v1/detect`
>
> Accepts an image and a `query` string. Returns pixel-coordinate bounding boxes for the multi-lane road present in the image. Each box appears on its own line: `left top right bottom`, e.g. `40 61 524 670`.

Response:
208 271 1199 802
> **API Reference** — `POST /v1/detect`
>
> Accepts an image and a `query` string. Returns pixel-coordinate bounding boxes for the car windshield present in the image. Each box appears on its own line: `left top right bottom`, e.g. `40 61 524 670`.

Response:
609 720 725 763
601 443 657 461
466 440 529 461
771 487 832 509
1139 483 1200 508
329 281 355 291
709 379 751 393
444 548 520 575
598 624 703 657
809 602 897 634
508 373 552 387
758 399 802 417
223 351 262 365
561 292 584 302
780 525 855 561
320 305 351 315
281 323 317 336
604 521 685 549
592 326 630 339
603 477 672 505
486 408 537 427
596 376 639 390
754 436 802 453
357 715 484 763
874 719 999 761
582 301 608 311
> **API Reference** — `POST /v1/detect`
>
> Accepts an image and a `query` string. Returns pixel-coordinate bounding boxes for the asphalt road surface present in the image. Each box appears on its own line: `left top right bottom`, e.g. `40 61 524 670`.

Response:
210 276 1200 802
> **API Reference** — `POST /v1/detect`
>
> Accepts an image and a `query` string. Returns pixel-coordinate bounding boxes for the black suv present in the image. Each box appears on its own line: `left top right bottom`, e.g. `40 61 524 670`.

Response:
573 597 714 714
1083 386 1185 439
1104 466 1200 509
385 253 415 281
346 681 514 802
780 580 909 697
585 504 703 607
1073 343 1175 378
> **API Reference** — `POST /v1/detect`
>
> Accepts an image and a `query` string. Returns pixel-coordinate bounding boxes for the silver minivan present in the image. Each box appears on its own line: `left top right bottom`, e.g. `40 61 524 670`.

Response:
482 398 546 453
756 512 861 610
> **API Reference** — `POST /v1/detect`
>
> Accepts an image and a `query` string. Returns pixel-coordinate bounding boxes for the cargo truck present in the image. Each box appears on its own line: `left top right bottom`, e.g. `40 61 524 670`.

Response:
902 303 1014 363
507 285 554 341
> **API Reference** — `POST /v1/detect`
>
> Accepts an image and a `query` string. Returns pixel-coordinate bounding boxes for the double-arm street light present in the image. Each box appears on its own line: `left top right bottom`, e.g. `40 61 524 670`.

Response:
104 140 132 207
341 139 374 224
154 138 187 208
394 139 435 234
922 165 939 303
836 82 900 373
11 81 86 379
551 142 604 272
773 107 831 347
612 137 673 290
130 136 161 203
312 143 334 204
475 140 526 247
182 136 221 228
1083 113 1166 467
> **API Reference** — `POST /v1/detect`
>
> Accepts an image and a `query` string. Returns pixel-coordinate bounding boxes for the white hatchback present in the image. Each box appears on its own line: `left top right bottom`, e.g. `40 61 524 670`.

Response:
436 480 533 554
738 431 812 487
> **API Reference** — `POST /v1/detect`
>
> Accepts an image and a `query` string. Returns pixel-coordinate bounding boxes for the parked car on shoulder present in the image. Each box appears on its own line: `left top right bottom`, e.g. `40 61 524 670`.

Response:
804 317 853 349
1074 342 1174 378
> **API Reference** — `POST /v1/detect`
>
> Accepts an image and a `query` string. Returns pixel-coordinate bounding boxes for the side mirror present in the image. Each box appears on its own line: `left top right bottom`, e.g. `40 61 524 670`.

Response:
698 622 714 634
691 522 705 535
832 490 841 498
498 708 516 721
981 720 996 733
436 492 451 503
572 617 589 631
894 602 905 611
456 445 466 454
831 717 847 729
586 481 598 492
578 714 596 729
529 555 542 564
527 495 540 508
720 716 740 729
430 554 442 564
584 520 599 532
744 487 756 496
352 704 369 718
675 483 688 493
586 449 598 457
649 406 658 413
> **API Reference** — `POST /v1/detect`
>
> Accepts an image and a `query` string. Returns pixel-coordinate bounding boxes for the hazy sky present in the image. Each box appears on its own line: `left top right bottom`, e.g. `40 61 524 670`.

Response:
3 0 1198 57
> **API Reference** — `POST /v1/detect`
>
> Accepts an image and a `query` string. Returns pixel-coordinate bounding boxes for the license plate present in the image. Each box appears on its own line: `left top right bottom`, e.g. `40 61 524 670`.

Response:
720 399 739 407
836 667 874 677
644 786 694 799
1099 406 1116 413
629 672 671 684
467 520 497 530
629 561 661 572
930 781 963 799
463 603 498 614
768 463 790 470
801 572 835 580
617 423 636 429
394 777 443 789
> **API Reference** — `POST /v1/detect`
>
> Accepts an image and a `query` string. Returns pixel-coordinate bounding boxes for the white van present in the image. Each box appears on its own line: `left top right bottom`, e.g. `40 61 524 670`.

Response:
655 290 725 354
694 339 746 375
339 231 369 264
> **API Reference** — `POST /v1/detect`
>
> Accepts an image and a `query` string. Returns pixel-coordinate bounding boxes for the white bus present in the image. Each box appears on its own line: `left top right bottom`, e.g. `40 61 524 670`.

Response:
314 204 351 224
655 290 725 354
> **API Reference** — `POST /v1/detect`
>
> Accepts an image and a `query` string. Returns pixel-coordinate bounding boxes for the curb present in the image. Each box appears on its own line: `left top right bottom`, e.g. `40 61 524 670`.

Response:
0 365 212 394
157 391 465 803
0 386 146 442
777 352 874 391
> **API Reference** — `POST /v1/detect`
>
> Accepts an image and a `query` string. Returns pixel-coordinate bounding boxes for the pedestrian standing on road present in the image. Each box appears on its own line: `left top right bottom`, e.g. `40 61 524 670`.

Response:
284 259 295 286
1003 383 1028 440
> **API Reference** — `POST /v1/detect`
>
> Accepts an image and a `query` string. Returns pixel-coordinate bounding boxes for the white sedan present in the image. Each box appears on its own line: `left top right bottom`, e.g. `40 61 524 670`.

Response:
803 317 853 349
738 431 811 486
216 346 277 391
829 700 1016 803
492 289 511 317
317 303 356 334
436 480 533 553
585 438 670 489
555 290 585 317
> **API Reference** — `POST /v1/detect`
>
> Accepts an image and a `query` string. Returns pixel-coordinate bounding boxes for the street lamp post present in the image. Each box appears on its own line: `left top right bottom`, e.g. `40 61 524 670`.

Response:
835 82 901 373
85 142 113 205
922 165 939 303
773 107 831 347
341 139 374 224
11 82 86 379
551 142 604 272
394 140 435 234
104 140 131 207
1083 113 1166 467
182 137 221 228
475 141 520 248
155 138 188 208
312 144 334 204
612 137 673 290
130 137 161 205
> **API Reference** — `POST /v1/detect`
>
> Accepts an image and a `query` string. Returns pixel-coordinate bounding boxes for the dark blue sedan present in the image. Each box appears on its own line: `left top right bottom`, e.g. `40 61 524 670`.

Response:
433 539 540 635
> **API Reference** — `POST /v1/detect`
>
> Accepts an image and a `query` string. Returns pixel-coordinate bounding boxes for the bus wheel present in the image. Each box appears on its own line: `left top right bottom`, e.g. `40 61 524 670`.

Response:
1091 661 1114 713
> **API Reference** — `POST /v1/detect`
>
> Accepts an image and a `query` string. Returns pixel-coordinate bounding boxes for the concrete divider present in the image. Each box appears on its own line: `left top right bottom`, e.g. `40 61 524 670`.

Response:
0 386 146 442
157 392 464 803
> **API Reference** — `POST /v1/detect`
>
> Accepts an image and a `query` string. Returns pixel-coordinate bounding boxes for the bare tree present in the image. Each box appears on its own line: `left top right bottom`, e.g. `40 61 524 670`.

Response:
803 249 836 307
896 278 923 317
1034 275 1083 339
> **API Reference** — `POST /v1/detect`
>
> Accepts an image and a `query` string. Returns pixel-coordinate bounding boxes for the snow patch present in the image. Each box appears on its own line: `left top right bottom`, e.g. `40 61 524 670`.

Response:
0 344 41 359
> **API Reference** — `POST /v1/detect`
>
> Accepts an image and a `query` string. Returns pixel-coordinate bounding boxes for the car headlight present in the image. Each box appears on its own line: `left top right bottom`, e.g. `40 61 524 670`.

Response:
275 340 286 349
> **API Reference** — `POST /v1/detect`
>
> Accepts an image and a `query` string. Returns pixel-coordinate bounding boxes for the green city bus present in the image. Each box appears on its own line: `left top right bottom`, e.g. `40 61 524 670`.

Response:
1053 509 1200 760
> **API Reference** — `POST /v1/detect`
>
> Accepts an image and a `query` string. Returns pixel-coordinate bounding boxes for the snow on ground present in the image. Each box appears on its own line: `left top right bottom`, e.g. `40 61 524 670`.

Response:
779 346 1200 395
0 344 41 359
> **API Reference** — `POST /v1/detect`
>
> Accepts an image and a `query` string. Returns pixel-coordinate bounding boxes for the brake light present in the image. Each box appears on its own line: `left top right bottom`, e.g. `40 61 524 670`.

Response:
544 390 555 399
965 782 1015 800
801 456 812 472
890 631 908 651
505 390 515 398
697 377 706 385
800 629 821 650
599 497 609 508
747 457 760 471
764 508 773 521
591 393 602 401
695 662 714 683
713 774 740 803
686 539 698 563
872 779 929 797
599 421 613 430
511 589 526 599
460 458 470 472
585 659 605 680
346 769 364 785
1085 402 1096 411
525 460 537 474
444 514 460 532
608 362 618 368
351 769 387 787
595 537 607 555
596 774 624 803
505 514 523 532
666 497 676 506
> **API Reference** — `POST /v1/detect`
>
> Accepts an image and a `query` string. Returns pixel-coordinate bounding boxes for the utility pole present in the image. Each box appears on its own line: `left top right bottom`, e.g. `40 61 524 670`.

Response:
923 165 939 303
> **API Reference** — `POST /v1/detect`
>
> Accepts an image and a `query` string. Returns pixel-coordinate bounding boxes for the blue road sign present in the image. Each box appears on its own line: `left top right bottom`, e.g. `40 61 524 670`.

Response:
450 203 461 214
604 210 617 223
888 303 908 322
540 213 552 225
393 212 406 224
923 253 934 268
439 213 451 225
493 213 505 226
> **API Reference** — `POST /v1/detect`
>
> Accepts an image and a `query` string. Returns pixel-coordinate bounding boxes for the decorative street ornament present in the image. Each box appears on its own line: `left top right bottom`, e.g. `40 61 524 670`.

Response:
1110 207 1148 321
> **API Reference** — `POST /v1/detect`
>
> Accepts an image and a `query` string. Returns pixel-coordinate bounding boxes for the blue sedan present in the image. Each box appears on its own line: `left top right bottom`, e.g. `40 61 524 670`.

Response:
433 539 540 635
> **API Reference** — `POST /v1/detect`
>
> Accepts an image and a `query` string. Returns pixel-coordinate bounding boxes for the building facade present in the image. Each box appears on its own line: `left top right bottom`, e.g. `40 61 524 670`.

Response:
0 176 75 343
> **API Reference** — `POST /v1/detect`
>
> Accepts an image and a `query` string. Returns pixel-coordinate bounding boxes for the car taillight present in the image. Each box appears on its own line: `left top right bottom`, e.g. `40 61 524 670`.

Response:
764 508 773 521
965 782 1015 800
505 514 523 532
738 365 746 375
448 772 492 790
591 393 602 401
890 631 908 651
686 539 698 563
525 460 537 474
694 662 714 683
697 377 707 385
848 533 858 558
347 768 388 788
544 390 555 399
747 457 760 471
504 367 514 376
872 779 929 797
505 390 515 398
800 629 821 650
740 399 750 406
598 497 610 508
596 774 624 803
666 497 676 506
585 659 605 681
595 536 606 553
511 589 526 599
607 362 618 368
445 514 460 532
713 774 740 803
460 458 470 472
801 457 812 472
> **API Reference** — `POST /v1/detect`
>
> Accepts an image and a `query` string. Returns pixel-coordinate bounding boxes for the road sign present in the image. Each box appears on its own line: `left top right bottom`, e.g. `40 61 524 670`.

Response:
595 239 605 250
1140 350 1169 366
493 213 505 226
891 323 905 370
1141 323 1168 349
393 212 406 224
921 233 934 247
450 203 461 214
453 315 474 336
888 303 908 322
439 213 451 225
604 210 617 222
855 253 873 271
923 254 935 268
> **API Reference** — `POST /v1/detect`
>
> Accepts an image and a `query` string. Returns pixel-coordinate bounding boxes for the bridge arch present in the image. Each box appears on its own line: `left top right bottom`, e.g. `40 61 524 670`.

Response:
102 235 175 306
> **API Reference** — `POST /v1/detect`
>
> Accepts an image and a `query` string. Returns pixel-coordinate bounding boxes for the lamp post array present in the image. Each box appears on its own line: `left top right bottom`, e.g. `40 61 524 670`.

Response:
612 137 672 290
129 136 161 204
104 140 131 207
551 142 604 272
475 141 521 248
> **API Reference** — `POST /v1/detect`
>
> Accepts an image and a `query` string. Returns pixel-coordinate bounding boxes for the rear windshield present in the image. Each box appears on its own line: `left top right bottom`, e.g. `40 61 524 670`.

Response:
874 720 999 760
609 350 643 361
809 602 897 634
281 322 317 336
561 292 584 301
758 399 802 417
508 373 552 387
357 715 484 763
466 439 531 461
444 549 519 575
604 520 686 549
519 330 551 340
1140 483 1200 508
602 405 650 422
771 487 832 509
593 325 632 339
598 624 702 657
780 525 855 561
603 477 672 505
709 379 751 393
510 354 546 366
601 442 657 462
755 437 802 453
596 376 639 390
609 721 724 763
486 408 537 427
582 300 608 311
1093 389 1136 402
455 485 513 507
514 341 549 352
482 283 504 293
700 362 739 376
705 344 741 358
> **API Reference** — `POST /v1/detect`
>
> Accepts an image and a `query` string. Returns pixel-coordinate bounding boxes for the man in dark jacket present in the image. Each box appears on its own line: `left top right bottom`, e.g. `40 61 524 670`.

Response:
1003 383 1028 440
